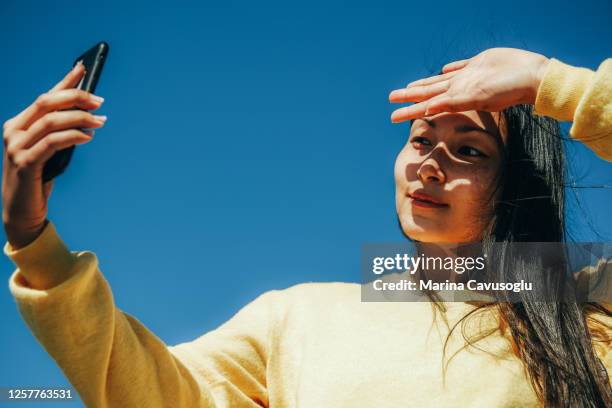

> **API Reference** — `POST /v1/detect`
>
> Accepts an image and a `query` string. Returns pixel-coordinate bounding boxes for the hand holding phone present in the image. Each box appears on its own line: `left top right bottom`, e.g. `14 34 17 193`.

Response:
1 43 108 253
42 42 109 183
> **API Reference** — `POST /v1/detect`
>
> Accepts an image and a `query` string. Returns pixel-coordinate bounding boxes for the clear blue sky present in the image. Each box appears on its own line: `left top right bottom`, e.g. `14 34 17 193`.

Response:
1 0 610 405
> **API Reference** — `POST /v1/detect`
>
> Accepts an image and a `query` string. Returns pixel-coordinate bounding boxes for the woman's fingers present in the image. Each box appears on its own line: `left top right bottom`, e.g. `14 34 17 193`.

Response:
423 93 474 116
49 62 86 92
23 129 94 168
390 100 429 123
6 63 89 132
17 110 106 150
441 58 471 73
389 80 450 103
388 57 472 121
404 70 457 89
390 92 473 123
9 88 104 131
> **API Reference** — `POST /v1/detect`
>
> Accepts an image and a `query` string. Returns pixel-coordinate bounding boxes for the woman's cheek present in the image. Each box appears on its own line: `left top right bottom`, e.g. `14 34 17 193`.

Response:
393 159 403 187
454 161 498 195
456 180 493 241
393 149 412 189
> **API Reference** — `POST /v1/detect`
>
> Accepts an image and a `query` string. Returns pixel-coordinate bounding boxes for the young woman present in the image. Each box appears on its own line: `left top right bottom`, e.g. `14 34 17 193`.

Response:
3 47 611 407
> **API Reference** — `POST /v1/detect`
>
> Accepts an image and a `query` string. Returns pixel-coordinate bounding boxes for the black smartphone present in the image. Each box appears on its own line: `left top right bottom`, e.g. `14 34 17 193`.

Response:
41 42 109 183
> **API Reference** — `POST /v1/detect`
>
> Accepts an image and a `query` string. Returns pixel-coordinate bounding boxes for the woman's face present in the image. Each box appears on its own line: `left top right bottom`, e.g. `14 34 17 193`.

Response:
395 111 507 243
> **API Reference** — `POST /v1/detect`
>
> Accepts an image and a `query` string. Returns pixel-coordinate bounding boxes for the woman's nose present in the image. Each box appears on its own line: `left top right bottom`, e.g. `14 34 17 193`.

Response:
416 155 446 184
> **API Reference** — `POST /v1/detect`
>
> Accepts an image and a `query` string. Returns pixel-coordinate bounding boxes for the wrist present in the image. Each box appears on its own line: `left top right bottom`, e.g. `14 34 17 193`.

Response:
529 56 551 104
4 219 48 250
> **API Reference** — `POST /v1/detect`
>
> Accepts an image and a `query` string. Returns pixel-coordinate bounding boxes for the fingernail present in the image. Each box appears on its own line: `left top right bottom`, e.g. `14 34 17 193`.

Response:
91 95 105 104
94 115 107 123
84 129 95 136
73 60 83 71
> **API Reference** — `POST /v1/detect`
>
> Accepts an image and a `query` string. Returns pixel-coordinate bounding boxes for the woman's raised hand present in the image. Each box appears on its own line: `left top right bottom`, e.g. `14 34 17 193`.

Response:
2 63 106 249
389 47 550 123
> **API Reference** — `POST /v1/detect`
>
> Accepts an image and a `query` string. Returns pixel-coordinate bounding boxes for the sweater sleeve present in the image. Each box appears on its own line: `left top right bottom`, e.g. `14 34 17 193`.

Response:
534 58 612 161
5 220 276 408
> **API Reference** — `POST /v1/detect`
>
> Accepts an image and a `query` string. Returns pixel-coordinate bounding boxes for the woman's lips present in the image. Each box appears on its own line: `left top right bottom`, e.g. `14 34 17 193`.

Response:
408 191 449 209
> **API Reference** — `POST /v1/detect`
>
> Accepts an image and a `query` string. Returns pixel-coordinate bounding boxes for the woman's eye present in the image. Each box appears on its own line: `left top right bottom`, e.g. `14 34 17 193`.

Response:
458 146 486 157
411 136 431 146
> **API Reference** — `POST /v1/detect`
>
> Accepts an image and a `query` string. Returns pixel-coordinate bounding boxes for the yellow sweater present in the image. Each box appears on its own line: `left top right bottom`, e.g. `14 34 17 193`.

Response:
534 58 612 160
5 58 612 408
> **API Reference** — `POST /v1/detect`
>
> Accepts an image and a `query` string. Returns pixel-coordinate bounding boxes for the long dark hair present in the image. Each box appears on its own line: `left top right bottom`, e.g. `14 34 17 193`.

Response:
405 104 611 407
483 104 611 407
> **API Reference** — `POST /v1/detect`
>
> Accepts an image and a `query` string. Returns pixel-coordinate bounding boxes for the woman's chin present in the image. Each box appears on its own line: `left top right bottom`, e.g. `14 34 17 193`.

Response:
403 225 484 244
401 224 446 243
405 231 451 243
399 216 446 242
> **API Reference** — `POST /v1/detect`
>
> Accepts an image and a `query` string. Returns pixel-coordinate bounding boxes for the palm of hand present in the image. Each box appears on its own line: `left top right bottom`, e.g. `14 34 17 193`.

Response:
389 47 549 122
